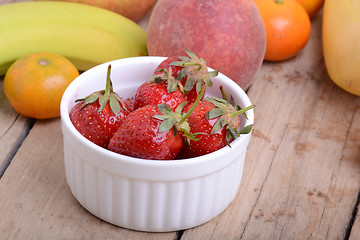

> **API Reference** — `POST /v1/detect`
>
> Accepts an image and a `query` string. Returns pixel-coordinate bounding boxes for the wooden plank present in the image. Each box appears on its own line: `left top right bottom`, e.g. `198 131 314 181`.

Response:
2 0 359 239
345 106 360 240
0 119 176 239
0 78 34 176
181 10 360 240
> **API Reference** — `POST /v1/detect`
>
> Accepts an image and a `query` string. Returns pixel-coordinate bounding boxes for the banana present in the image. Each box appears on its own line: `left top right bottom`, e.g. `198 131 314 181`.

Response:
0 1 148 75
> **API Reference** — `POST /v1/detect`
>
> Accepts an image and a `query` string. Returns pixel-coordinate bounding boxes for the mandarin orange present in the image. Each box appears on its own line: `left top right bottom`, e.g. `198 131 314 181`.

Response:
254 0 311 61
4 52 79 119
295 0 324 18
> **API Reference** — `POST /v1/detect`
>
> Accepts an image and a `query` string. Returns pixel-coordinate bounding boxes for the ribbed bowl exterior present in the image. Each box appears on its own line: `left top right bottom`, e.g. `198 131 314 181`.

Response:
63 137 247 232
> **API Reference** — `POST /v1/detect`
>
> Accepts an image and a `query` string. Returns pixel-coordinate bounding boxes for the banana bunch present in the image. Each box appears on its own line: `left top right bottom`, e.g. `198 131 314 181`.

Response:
0 1 148 75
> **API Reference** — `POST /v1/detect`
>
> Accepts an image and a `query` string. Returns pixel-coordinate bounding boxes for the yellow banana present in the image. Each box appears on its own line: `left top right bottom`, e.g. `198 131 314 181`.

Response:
0 1 148 75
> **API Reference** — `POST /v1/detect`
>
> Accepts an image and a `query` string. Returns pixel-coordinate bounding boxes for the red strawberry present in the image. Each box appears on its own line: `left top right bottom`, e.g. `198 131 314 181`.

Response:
123 97 135 112
152 49 220 104
69 65 129 148
133 80 185 111
154 56 183 76
132 55 187 111
170 49 220 103
179 95 254 158
108 103 189 160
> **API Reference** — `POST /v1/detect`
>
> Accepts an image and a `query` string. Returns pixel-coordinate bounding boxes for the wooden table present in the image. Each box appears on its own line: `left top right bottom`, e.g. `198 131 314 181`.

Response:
1 0 360 239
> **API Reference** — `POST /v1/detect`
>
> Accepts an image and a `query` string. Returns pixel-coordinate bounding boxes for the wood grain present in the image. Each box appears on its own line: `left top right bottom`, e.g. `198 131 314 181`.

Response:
1 1 360 239
181 10 360 240
0 80 34 176
0 119 177 239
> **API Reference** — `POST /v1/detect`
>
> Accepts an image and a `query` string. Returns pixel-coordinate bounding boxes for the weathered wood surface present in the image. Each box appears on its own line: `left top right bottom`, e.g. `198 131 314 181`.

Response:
1 0 360 239
181 10 360 240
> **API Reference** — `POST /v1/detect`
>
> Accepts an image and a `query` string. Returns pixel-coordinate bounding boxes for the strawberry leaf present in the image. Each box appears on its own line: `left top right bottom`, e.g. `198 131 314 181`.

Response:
185 48 198 59
159 118 177 132
203 77 213 89
109 95 121 115
167 78 180 93
153 114 168 121
74 64 128 115
211 116 226 134
175 101 188 113
227 126 240 139
158 103 174 115
208 68 221 78
239 124 253 134
170 49 218 94
114 94 129 112
98 95 108 112
205 91 254 137
151 67 185 94
206 108 225 119
155 103 182 133
195 79 203 94
205 96 228 108
79 93 99 109
181 69 195 92
182 129 207 143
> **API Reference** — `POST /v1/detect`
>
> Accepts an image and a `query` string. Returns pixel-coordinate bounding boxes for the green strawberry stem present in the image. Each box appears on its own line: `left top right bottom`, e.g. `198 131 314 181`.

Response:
177 84 206 126
104 64 112 97
220 86 228 101
229 104 255 118
75 64 127 114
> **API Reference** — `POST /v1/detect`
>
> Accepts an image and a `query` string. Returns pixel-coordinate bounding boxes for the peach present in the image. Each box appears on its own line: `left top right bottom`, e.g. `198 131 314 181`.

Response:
38 0 157 22
147 0 266 90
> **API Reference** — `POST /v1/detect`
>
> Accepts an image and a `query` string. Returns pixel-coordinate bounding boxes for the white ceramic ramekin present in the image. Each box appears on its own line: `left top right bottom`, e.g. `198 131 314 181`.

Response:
60 56 254 232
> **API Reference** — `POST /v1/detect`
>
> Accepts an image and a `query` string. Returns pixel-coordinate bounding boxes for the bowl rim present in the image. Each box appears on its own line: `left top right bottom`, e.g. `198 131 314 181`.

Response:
60 56 254 169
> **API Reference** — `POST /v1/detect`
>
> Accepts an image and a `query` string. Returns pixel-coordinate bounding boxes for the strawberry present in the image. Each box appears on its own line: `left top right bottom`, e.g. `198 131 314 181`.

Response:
108 103 190 160
123 97 135 112
133 49 220 111
132 55 187 111
179 94 254 158
154 56 183 77
167 48 220 103
133 80 185 111
69 65 129 148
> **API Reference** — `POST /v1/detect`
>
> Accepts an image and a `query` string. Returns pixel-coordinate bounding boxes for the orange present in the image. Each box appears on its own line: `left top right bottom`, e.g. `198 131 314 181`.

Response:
4 52 79 119
294 0 324 18
254 0 311 62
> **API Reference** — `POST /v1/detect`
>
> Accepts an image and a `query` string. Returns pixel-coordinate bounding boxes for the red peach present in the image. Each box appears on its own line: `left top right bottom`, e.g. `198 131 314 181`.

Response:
147 0 266 90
